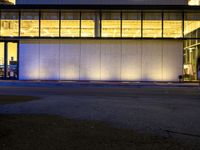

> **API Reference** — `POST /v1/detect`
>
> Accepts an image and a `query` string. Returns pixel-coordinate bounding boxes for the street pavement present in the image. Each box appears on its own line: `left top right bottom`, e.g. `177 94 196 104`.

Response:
0 83 200 145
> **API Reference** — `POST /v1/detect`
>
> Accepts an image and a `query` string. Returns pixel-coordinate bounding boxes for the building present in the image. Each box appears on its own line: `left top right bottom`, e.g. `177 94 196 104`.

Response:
0 0 199 81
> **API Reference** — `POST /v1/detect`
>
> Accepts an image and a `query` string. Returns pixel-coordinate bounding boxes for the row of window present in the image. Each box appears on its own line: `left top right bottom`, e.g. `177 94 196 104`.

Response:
0 10 200 38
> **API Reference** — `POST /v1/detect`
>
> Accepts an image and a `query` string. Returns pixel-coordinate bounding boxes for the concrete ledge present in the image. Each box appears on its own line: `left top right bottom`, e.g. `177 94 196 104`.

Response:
0 80 199 88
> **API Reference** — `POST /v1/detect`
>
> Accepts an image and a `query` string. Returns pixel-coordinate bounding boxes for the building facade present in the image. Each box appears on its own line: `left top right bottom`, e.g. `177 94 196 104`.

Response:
0 1 199 81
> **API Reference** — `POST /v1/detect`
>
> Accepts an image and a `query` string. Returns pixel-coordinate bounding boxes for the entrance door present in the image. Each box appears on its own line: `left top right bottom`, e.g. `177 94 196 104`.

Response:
0 41 18 80
0 42 5 79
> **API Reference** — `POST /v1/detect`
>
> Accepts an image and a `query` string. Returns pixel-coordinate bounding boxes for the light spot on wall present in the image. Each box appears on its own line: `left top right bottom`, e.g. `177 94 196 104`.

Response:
121 70 141 81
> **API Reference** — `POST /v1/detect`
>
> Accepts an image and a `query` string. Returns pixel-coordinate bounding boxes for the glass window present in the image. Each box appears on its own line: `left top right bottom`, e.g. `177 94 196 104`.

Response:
41 12 59 37
101 12 121 37
20 12 39 37
61 12 80 37
122 12 141 38
163 13 183 38
143 12 162 38
0 12 19 37
81 13 96 37
184 13 200 38
7 42 18 79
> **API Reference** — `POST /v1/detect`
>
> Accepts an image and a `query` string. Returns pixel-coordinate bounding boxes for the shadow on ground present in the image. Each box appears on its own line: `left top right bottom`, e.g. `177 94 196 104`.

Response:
0 95 40 105
0 114 195 150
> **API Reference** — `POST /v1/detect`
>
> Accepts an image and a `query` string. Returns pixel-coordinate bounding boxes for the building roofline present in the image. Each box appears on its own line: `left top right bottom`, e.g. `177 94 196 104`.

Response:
0 4 200 10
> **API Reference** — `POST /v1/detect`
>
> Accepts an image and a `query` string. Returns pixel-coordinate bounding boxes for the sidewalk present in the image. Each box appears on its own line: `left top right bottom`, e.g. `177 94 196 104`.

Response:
0 80 199 88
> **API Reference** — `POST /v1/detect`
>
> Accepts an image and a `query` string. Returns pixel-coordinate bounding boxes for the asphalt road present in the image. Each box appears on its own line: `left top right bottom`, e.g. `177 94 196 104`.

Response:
0 86 200 144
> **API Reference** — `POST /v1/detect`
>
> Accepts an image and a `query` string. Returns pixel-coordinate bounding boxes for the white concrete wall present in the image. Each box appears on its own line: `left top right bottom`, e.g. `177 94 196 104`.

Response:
19 39 183 81
60 40 80 80
16 0 187 5
80 40 101 80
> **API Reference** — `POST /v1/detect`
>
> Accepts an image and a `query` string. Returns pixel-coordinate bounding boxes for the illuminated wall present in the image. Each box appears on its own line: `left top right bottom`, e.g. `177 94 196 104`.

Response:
19 39 183 81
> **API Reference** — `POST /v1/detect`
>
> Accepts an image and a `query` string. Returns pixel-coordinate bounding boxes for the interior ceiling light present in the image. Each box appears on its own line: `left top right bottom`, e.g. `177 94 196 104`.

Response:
0 0 15 5
188 0 200 5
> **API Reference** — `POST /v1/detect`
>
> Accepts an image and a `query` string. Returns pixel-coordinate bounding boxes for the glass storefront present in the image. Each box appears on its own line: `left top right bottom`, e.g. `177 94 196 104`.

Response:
61 12 80 37
20 11 39 37
0 10 200 39
41 12 59 37
184 12 200 38
0 11 19 37
143 12 162 38
7 42 18 79
122 12 141 38
81 13 96 37
101 12 121 37
0 42 18 80
163 13 183 38
184 39 200 81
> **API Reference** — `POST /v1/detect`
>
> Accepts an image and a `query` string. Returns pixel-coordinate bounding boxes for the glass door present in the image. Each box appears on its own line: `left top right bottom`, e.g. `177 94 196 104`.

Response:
0 42 5 79
0 41 18 80
7 42 18 79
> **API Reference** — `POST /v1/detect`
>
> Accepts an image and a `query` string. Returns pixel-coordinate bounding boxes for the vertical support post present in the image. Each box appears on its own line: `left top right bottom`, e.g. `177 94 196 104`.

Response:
4 42 7 80
162 11 164 38
100 11 102 38
17 41 19 80
59 10 61 37
79 11 81 37
182 11 184 39
120 11 122 38
39 10 41 37
95 12 100 38
19 10 21 37
141 11 143 38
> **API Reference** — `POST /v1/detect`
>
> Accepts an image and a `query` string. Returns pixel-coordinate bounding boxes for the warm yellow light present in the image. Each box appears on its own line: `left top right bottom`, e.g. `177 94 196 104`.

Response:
163 21 182 38
20 20 39 37
61 20 80 37
6 0 16 4
102 20 121 37
7 43 17 65
122 20 141 37
81 20 95 37
188 0 200 5
184 21 200 35
1 20 19 37
143 20 162 37
41 20 59 37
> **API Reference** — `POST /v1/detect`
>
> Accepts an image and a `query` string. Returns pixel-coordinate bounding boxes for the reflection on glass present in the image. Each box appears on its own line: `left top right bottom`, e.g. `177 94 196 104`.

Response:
81 13 96 37
102 13 121 37
7 42 18 79
143 13 162 38
0 12 19 37
61 12 80 37
122 13 141 38
163 13 182 38
41 12 59 37
20 12 39 37
0 43 4 78
184 13 200 38
183 40 200 81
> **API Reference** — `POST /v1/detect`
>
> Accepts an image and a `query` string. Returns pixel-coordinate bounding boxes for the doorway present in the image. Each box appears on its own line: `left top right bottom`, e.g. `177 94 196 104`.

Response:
0 41 18 80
